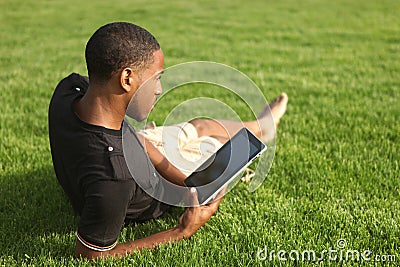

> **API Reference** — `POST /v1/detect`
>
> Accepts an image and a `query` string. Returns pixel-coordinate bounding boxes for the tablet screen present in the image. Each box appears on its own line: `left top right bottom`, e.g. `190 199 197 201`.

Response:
184 128 266 203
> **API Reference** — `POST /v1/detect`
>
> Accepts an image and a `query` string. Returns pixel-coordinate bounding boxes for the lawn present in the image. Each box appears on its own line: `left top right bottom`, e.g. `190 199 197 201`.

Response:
0 0 399 266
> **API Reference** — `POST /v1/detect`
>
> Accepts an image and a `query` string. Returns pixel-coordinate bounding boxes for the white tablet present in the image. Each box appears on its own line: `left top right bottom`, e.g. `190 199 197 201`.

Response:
184 127 267 205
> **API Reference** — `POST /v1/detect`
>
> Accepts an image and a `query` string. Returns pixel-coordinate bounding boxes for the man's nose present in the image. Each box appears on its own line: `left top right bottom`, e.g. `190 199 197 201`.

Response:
155 82 162 95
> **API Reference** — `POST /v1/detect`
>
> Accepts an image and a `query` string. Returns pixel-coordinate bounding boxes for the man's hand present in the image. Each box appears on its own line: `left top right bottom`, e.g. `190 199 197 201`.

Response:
177 187 224 238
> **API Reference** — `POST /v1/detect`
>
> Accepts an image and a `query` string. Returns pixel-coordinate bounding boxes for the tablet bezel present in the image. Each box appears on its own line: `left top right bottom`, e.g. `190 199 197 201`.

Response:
183 127 267 205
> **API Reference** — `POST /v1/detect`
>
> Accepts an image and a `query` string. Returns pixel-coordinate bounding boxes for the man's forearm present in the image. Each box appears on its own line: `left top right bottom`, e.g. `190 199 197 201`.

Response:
136 133 187 185
75 225 191 260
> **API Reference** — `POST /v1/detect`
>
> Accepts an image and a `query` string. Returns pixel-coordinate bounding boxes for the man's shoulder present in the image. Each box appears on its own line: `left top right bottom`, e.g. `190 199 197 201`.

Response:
50 73 88 108
56 73 89 93
48 73 93 154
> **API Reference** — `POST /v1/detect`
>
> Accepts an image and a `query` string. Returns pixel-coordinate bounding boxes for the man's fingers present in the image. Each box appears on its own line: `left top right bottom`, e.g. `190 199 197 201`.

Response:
182 187 193 206
208 195 223 210
190 187 200 207
207 186 226 209
209 186 227 204
217 185 227 198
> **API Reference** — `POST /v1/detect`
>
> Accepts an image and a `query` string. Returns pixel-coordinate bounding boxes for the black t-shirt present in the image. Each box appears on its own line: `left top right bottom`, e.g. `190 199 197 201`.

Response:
48 73 167 250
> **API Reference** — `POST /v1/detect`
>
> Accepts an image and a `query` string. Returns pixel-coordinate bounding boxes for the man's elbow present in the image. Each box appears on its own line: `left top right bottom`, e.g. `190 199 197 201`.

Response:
74 239 111 260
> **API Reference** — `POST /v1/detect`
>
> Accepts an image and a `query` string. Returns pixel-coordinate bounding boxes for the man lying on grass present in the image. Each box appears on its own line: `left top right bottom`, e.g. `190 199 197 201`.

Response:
48 22 288 259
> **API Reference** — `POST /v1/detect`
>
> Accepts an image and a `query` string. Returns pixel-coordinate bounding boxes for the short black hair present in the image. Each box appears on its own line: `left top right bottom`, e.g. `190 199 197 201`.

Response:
85 22 160 83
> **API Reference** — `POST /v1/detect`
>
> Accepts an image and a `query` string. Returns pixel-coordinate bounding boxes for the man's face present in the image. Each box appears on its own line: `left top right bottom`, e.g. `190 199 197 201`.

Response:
126 49 164 121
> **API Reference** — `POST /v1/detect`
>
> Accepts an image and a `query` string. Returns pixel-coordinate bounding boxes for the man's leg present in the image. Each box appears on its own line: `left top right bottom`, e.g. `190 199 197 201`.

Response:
137 93 288 178
189 93 288 143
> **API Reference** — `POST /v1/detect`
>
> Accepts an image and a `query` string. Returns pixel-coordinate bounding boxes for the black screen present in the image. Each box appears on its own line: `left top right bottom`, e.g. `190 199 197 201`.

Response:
184 128 265 203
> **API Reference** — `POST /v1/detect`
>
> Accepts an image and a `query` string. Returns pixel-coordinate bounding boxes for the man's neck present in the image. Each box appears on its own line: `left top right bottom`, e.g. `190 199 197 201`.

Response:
74 85 126 130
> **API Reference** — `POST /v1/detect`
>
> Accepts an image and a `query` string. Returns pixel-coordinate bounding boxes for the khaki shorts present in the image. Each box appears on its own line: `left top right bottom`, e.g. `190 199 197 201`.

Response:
138 122 223 176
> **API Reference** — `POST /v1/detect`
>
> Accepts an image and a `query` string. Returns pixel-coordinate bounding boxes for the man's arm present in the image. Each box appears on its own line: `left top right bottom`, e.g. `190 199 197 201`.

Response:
75 188 223 260
136 133 187 186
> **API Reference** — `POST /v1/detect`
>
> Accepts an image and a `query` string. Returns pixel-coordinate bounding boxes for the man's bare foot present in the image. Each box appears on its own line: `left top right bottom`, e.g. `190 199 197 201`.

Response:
267 92 288 125
257 92 288 142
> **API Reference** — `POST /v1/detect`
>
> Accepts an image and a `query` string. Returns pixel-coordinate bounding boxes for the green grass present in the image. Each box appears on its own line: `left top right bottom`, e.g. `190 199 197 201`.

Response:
1 0 399 266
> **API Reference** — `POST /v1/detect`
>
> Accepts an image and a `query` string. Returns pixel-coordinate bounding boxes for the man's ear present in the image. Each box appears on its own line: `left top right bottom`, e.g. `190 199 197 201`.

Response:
120 68 136 93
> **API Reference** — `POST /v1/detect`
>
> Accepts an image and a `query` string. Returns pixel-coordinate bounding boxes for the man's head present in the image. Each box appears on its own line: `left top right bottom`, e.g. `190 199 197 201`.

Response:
85 22 164 121
85 22 160 83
